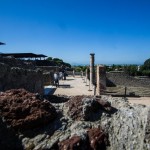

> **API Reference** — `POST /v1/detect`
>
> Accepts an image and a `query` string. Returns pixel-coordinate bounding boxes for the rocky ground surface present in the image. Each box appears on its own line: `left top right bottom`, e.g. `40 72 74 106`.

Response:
0 89 150 150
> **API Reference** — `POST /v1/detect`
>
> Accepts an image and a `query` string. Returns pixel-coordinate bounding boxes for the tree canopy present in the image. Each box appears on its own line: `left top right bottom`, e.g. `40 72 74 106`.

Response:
143 58 150 70
46 57 71 68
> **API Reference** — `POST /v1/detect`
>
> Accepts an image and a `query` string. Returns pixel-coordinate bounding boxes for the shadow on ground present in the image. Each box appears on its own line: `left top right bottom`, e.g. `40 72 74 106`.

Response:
20 111 64 139
44 95 69 103
0 118 23 150
66 79 75 81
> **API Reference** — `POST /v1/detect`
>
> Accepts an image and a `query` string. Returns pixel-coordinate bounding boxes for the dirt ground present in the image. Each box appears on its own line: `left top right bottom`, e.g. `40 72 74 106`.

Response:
53 76 150 106
54 76 94 96
128 97 150 106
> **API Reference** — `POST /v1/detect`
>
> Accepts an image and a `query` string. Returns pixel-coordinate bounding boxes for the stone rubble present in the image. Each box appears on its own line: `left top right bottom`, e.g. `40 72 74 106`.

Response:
0 89 57 130
0 90 150 150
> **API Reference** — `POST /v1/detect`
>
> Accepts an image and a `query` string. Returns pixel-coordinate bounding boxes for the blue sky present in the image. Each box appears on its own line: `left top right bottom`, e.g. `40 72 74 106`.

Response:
0 0 150 65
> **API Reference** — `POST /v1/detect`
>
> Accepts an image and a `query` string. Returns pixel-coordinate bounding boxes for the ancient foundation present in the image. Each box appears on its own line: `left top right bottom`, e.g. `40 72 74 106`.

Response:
0 60 44 94
96 65 106 95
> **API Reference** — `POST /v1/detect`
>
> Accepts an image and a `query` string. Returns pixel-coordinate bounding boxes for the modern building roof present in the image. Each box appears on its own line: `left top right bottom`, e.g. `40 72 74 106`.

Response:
0 53 47 58
0 42 5 45
36 54 48 57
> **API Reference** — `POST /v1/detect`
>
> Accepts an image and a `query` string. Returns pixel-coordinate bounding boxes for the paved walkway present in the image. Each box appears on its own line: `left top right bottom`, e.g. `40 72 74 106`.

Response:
53 75 95 96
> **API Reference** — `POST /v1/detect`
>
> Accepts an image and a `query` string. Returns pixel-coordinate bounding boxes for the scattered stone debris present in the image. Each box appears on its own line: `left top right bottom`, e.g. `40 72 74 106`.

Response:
66 95 85 120
87 128 109 150
66 96 112 121
0 92 150 150
0 89 57 130
58 128 109 150
58 135 85 150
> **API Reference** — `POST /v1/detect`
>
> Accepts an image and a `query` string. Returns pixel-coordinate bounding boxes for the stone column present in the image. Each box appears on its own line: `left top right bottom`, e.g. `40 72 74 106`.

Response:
85 69 88 79
96 65 106 95
90 53 95 89
96 65 100 95
85 68 88 86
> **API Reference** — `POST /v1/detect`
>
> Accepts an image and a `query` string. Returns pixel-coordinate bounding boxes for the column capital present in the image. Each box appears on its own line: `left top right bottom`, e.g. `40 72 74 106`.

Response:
90 53 95 56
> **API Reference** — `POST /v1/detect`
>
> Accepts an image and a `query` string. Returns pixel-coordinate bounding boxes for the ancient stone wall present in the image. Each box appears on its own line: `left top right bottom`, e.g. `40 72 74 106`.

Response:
43 72 54 86
0 63 44 94
36 66 59 73
37 66 60 86
0 57 35 69
106 72 150 87
96 65 106 95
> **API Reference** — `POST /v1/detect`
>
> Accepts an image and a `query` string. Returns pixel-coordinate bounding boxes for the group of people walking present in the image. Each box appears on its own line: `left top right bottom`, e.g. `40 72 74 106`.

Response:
53 67 67 87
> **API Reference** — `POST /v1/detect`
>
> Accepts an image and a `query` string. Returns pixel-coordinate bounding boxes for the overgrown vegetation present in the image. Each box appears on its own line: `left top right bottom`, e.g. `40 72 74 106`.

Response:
46 57 71 68
72 65 88 72
105 58 150 77
47 56 150 77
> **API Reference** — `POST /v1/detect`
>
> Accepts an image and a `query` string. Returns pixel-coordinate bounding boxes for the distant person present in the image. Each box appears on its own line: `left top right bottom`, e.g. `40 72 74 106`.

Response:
60 65 65 80
73 69 75 77
64 70 67 80
81 71 83 77
54 72 59 87
61 66 67 80
59 72 63 80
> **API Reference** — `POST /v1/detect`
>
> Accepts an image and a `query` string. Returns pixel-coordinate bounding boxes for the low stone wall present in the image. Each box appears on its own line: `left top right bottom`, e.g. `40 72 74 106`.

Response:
106 72 150 87
67 71 85 76
43 72 54 85
36 66 59 73
37 66 60 86
0 63 44 94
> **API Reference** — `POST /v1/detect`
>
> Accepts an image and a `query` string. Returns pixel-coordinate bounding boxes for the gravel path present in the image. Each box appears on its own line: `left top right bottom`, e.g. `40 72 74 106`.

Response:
54 76 94 96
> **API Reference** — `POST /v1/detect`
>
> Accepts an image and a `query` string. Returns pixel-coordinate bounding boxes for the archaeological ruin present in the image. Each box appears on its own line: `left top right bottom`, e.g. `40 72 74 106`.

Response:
0 52 150 150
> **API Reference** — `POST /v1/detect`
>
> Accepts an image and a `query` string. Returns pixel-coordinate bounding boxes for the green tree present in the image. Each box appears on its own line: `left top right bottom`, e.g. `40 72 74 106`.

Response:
53 58 63 66
124 65 138 76
143 58 150 70
112 64 116 71
63 62 71 68
142 70 150 76
73 65 88 72
46 57 53 61
139 58 150 76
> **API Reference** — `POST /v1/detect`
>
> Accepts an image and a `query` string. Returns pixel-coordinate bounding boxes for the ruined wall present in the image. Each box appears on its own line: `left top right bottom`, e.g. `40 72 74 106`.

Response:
37 66 60 86
0 57 35 69
0 63 44 94
43 72 54 86
36 66 59 73
102 96 150 150
106 72 150 87
96 65 106 95
0 91 149 150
